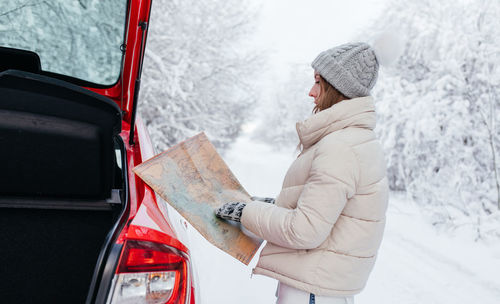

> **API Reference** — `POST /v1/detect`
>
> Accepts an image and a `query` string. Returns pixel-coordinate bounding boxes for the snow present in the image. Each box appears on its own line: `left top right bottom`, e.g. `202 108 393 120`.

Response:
358 192 500 304
167 129 500 304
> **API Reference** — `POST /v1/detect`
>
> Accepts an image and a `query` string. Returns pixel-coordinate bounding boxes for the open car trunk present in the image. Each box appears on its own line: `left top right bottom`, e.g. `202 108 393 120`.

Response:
1 207 119 303
0 68 126 303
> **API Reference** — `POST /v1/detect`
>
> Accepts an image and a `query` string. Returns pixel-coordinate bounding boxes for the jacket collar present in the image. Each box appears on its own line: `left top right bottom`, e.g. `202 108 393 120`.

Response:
296 96 376 149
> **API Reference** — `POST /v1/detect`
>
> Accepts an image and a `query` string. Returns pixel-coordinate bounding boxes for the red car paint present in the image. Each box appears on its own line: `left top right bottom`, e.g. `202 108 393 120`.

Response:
118 118 188 254
114 114 197 304
87 0 152 121
88 0 197 302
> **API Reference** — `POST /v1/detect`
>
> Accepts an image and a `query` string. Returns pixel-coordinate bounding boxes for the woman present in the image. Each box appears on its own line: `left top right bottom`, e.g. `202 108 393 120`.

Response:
216 40 396 304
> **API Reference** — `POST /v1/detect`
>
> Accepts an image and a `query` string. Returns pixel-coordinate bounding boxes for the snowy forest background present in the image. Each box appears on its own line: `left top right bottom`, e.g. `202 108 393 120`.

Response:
141 0 499 241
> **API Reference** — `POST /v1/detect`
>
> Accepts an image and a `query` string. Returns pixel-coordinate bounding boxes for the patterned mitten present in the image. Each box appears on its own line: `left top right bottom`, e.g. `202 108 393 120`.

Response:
215 201 246 222
251 196 275 204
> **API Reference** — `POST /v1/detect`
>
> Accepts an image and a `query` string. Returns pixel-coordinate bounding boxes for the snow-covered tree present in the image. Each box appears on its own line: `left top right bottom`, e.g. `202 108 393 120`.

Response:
253 63 314 148
0 0 126 84
370 0 500 239
139 0 261 152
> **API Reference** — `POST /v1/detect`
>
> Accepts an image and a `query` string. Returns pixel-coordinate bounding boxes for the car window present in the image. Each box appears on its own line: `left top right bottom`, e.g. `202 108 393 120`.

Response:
0 0 127 86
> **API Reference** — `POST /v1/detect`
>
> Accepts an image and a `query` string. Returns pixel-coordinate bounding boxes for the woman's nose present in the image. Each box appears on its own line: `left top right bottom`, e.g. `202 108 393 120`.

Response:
308 88 314 97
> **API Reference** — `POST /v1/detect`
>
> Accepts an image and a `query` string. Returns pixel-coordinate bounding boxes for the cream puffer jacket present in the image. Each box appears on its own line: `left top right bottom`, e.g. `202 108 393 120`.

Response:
241 96 389 296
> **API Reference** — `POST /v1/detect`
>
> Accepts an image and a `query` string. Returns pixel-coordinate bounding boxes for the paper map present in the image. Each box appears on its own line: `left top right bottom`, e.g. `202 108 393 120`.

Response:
133 132 262 265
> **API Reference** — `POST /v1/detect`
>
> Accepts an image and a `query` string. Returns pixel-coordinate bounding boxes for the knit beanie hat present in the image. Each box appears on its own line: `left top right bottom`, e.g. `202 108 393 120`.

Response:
311 34 402 98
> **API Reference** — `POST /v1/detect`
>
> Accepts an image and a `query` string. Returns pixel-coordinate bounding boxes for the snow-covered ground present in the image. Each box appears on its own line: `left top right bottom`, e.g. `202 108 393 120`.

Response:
167 130 500 304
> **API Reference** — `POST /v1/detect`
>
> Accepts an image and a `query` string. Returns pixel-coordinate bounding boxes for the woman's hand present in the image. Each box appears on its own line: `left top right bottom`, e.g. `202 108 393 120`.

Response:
214 201 246 222
250 196 275 204
215 197 275 222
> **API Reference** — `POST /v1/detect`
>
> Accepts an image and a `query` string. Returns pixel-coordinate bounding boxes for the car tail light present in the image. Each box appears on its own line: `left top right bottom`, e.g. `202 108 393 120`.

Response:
107 240 190 304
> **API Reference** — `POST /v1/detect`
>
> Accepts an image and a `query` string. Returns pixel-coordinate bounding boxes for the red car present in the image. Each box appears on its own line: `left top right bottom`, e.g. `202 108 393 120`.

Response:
0 1 196 303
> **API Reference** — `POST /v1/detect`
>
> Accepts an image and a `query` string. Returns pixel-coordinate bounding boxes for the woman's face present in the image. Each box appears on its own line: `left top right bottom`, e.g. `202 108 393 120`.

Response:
308 73 321 105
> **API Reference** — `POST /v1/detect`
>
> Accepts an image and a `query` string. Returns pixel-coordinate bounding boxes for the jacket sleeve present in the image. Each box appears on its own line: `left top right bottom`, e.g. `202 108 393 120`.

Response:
241 141 359 250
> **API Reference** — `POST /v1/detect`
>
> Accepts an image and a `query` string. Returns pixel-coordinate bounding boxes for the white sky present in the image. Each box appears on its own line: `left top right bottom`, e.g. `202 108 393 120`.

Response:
240 0 391 133
250 0 391 70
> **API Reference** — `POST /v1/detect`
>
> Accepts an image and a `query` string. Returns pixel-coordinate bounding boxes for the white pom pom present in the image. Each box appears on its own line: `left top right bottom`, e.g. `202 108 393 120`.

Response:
372 31 404 66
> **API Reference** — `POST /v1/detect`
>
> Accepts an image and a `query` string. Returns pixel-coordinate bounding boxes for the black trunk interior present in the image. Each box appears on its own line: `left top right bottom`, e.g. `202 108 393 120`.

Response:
0 208 117 303
0 64 125 303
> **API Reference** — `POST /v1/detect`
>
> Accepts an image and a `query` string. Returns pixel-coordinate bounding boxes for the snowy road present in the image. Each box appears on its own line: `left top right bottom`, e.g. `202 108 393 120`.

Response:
166 134 500 304
356 194 500 304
